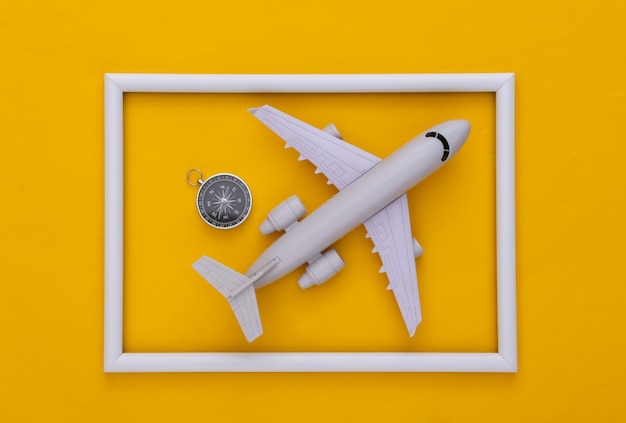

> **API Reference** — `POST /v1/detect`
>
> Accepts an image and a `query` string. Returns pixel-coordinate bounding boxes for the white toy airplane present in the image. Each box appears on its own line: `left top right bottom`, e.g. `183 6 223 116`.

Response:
193 105 470 342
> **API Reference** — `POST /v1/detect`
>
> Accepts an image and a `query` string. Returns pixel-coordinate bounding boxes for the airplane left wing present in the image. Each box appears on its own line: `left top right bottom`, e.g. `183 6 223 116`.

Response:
363 194 422 336
249 105 381 189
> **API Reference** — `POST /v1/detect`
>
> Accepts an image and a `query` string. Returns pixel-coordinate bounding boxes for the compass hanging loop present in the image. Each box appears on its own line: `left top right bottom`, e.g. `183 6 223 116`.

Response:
186 168 204 186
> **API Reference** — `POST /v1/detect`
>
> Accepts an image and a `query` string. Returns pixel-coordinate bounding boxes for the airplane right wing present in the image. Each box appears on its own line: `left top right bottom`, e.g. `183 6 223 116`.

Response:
249 105 381 189
363 194 422 336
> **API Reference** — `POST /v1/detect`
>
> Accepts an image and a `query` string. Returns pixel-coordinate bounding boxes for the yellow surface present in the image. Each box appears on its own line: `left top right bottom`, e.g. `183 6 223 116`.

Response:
1 0 625 421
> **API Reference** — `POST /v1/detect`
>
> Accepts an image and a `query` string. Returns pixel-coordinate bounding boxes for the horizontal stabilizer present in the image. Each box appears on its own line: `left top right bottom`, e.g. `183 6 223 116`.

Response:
192 256 263 342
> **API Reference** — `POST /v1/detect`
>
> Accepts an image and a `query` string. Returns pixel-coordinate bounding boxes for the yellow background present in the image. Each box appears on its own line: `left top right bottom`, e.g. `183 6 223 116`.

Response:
1 0 625 421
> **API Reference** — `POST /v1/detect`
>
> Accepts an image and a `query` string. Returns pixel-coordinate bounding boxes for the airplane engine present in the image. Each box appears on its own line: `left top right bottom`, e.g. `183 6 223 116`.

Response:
260 195 307 235
298 249 345 289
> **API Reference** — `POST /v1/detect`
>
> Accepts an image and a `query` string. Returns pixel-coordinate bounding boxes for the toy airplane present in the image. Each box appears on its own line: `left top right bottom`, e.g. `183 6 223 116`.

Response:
193 105 470 342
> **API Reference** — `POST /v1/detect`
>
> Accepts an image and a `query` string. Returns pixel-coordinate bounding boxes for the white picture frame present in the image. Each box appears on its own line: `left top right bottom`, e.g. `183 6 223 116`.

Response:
104 73 516 372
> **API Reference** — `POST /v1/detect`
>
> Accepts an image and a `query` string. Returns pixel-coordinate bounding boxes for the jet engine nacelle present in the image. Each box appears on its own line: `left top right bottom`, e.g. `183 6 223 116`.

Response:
298 249 345 289
260 195 307 235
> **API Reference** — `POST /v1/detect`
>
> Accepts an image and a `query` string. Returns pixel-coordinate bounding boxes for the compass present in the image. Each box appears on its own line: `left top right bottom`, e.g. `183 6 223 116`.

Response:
187 169 252 229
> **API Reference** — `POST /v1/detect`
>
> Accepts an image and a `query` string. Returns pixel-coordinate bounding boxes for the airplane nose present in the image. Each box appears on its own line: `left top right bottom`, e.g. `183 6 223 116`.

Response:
424 119 470 162
439 119 470 158
451 119 470 148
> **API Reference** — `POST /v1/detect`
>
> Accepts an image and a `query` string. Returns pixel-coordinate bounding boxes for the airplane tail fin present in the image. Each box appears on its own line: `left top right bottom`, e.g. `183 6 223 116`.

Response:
192 256 279 342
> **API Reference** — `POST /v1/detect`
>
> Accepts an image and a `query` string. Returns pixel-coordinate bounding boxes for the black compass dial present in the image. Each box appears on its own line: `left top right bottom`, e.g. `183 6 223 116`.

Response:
196 173 252 229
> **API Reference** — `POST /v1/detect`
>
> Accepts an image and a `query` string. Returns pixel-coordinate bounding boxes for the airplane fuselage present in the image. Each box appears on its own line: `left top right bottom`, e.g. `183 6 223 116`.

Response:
245 120 470 288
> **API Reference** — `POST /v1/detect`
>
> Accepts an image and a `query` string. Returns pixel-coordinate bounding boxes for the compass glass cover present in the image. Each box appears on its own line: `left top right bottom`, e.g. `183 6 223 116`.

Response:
196 173 252 229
